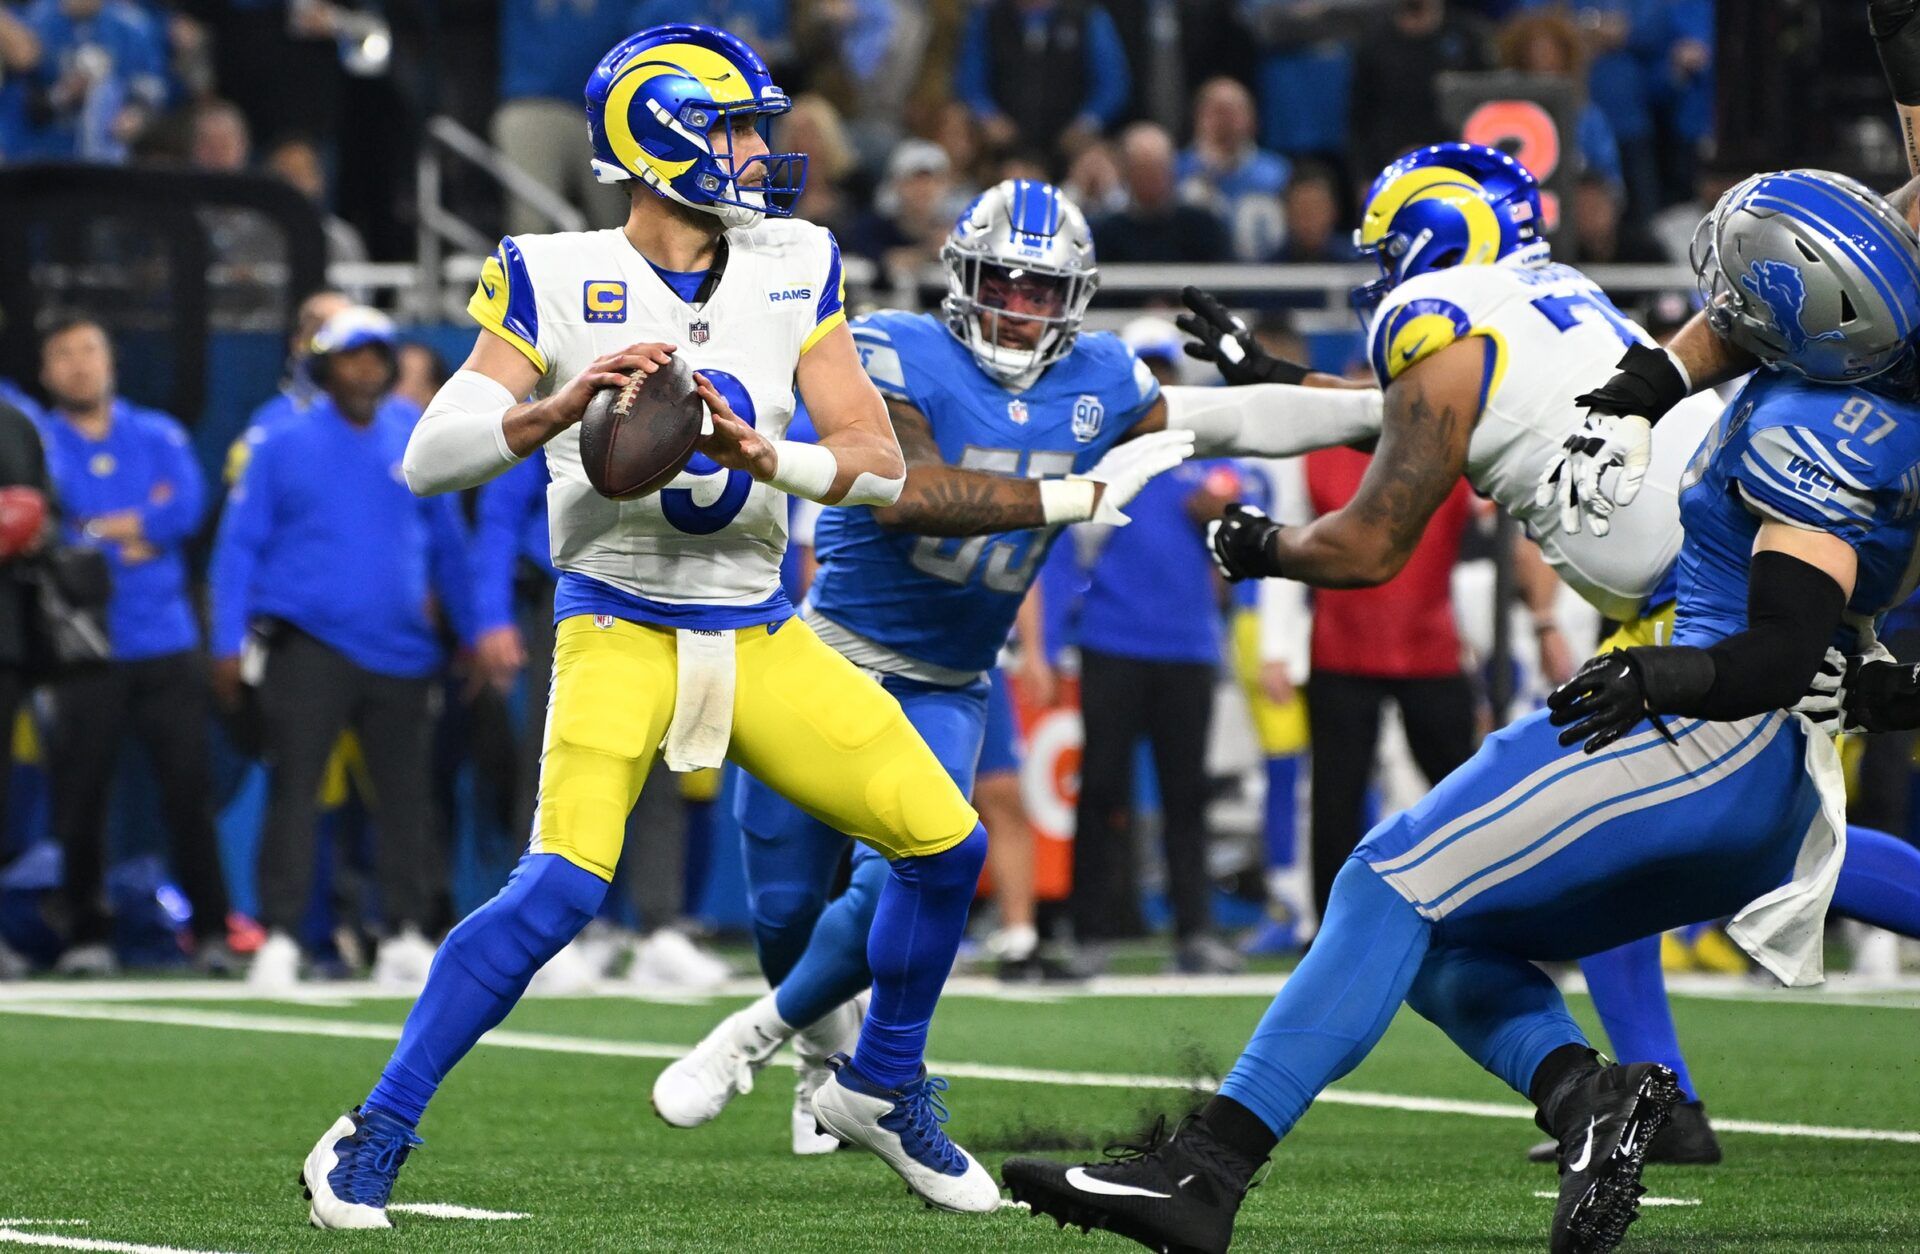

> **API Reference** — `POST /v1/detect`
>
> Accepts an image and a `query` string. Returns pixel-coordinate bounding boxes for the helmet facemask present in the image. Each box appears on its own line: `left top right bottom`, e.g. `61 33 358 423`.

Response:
942 250 1097 389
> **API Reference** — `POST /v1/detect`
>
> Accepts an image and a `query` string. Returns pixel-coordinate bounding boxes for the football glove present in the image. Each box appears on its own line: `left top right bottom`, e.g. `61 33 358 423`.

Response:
1078 428 1195 525
1844 655 1920 733
1546 648 1704 753
1206 503 1283 582
1175 286 1310 387
1533 410 1652 537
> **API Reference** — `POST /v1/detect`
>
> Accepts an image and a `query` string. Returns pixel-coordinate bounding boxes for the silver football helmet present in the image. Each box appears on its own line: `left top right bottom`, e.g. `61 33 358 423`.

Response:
942 180 1099 389
1690 169 1920 382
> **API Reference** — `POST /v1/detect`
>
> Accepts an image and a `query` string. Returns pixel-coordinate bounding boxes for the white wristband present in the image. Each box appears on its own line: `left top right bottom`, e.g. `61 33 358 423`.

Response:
1039 477 1098 524
767 440 838 502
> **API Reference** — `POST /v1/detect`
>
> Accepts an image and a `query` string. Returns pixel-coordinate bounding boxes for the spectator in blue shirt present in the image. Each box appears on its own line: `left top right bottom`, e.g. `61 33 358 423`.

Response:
491 0 636 235
209 308 477 983
1177 77 1291 262
16 0 168 162
35 316 233 976
955 0 1131 160
1240 0 1353 159
1068 319 1243 976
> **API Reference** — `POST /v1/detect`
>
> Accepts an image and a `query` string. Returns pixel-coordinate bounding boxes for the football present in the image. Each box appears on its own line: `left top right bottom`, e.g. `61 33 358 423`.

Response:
578 351 704 500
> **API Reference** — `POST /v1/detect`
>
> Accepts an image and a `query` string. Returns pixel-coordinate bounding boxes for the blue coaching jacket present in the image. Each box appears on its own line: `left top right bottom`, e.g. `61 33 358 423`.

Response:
209 394 477 678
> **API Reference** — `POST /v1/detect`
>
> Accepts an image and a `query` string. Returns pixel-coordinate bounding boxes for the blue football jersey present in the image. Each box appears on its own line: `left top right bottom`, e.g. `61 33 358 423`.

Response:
1673 369 1920 652
807 310 1161 678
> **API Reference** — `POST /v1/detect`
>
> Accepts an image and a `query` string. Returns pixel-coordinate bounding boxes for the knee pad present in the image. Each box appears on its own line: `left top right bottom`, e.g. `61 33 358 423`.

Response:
873 756 980 859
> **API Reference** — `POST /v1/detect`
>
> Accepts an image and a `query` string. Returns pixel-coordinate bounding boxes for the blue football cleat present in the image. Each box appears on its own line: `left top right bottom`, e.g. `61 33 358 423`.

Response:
810 1054 1001 1212
299 1105 422 1229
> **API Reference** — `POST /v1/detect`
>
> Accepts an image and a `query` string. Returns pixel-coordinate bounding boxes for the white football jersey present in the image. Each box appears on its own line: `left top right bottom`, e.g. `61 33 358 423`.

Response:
469 220 845 610
1367 258 1721 621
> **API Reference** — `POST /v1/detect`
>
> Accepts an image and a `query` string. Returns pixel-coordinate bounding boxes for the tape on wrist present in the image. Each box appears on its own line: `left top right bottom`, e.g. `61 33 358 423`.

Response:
1039 477 1099 524
767 440 838 501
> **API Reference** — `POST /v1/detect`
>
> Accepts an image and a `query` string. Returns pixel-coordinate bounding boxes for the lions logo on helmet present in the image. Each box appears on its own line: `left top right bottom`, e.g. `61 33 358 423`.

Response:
1351 142 1545 316
585 23 807 229
941 180 1099 389
1692 169 1920 383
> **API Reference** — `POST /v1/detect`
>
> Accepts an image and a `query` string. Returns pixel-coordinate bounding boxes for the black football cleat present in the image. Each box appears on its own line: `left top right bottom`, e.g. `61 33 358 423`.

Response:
1002 1117 1256 1254
1540 1062 1682 1254
1528 1099 1721 1166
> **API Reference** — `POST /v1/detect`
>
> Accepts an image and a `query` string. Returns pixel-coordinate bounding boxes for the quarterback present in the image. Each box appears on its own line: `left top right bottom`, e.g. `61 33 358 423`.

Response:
298 23 1000 1223
1003 155 1920 1253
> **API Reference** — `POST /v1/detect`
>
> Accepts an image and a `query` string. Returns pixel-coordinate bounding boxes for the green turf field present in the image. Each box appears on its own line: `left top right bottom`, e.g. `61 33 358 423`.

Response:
4 974 1918 1252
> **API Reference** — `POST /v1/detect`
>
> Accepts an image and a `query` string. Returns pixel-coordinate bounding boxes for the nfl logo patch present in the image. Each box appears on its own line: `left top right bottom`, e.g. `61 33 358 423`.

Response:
689 319 710 345
593 614 614 630
1007 399 1029 425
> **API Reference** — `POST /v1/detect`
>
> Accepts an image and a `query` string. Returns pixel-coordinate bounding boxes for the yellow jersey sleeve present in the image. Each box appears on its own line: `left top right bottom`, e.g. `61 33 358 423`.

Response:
468 237 548 374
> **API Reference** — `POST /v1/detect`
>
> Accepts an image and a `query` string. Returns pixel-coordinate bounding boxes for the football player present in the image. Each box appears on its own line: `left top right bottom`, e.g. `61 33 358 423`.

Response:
650 179 1383 1155
298 22 1002 1223
648 179 1190 1151
1184 146 1920 1166
1002 164 1920 1254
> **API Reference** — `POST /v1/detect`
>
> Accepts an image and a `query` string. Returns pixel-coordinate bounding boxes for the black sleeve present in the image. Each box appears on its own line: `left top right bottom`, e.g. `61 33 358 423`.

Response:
1628 549 1847 720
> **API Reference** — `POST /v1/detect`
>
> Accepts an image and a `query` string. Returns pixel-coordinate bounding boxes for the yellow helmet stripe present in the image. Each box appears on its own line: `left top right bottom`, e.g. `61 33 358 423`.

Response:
1359 166 1503 266
603 41 756 182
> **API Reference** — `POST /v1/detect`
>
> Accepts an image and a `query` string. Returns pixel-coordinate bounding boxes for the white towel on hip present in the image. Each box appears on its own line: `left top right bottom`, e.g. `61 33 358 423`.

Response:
662 628 735 772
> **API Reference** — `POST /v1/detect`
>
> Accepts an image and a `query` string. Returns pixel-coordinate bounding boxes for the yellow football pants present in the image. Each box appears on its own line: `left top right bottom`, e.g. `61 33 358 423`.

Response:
533 615 980 881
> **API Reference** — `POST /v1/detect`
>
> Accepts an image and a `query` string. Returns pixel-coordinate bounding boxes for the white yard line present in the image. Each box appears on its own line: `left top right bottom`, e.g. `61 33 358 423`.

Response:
7 1000 1919 1147
0 1228 239 1254
386 1204 528 1221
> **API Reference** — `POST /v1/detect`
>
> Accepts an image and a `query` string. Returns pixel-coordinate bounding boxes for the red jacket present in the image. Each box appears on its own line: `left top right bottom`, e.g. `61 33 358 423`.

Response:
1305 446 1472 679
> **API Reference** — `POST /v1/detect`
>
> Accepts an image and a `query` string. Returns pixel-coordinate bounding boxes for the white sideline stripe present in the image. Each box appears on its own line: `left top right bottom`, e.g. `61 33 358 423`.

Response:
387 1204 528 1221
8 1001 1920 1147
1530 1192 1701 1207
0 1228 239 1254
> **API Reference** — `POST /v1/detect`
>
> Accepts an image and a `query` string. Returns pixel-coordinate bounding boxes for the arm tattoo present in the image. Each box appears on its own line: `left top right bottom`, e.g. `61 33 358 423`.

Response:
873 400 1050 537
1270 351 1474 586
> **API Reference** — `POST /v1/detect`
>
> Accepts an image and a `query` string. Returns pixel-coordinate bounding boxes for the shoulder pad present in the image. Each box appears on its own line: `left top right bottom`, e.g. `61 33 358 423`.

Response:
1366 267 1523 388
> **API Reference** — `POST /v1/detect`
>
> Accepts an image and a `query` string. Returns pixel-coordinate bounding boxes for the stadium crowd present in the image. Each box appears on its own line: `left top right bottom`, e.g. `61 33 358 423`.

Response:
0 0 1718 266
11 0 1914 992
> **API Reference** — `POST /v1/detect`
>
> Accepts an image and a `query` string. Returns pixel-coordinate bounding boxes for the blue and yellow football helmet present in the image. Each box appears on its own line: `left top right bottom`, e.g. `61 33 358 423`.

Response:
585 23 806 228
1352 143 1544 315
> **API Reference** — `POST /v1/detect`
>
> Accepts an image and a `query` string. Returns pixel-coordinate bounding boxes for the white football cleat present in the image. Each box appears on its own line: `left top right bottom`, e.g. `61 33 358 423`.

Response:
300 1107 421 1230
811 1057 1002 1212
248 931 302 990
629 928 731 990
651 995 789 1128
372 926 435 990
792 997 865 1155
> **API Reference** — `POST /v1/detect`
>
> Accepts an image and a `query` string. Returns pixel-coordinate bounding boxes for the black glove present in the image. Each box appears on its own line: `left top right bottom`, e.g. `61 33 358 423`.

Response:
1175 287 1310 387
1547 647 1712 753
1847 658 1920 732
1206 503 1283 582
1872 0 1920 105
1571 344 1690 427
